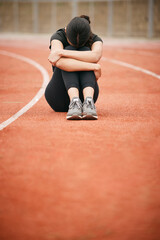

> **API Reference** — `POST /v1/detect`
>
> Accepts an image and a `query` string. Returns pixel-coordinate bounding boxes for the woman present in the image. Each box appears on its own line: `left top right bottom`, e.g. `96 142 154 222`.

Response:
45 15 103 120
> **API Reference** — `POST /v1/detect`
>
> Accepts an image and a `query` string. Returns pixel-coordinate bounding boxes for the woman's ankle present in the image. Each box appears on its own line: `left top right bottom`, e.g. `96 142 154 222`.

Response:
83 87 94 99
68 87 79 101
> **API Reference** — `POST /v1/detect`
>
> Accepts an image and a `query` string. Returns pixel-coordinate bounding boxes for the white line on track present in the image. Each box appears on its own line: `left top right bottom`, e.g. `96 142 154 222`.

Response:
116 49 160 57
0 50 49 131
102 57 160 80
0 51 159 131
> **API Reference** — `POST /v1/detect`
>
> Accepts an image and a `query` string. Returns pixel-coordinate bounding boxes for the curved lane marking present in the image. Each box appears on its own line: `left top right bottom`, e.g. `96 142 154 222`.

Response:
0 50 49 131
0 51 159 130
117 49 160 57
102 57 160 80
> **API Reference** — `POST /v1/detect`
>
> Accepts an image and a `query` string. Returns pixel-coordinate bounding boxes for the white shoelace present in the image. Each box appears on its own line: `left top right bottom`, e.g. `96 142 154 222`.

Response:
85 98 95 109
69 99 82 109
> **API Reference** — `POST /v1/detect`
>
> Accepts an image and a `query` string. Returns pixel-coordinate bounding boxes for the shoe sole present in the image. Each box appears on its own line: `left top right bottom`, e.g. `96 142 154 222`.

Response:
66 115 82 120
82 114 98 120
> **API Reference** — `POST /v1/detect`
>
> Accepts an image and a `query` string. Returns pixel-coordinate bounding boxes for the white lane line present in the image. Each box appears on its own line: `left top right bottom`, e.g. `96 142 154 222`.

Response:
102 57 160 80
0 50 49 131
116 48 160 57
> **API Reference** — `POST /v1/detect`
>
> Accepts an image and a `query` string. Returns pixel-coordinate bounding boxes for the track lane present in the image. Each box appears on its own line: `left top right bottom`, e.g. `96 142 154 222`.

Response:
0 50 49 130
0 40 160 240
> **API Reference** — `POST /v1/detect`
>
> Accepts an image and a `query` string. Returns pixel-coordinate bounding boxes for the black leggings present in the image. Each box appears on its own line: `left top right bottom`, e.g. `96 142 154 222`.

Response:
45 46 99 112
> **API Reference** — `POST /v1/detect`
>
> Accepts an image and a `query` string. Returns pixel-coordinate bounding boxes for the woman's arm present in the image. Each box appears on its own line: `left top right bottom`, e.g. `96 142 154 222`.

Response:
60 41 103 63
48 40 64 64
56 57 100 71
48 40 103 64
56 58 101 80
48 40 101 79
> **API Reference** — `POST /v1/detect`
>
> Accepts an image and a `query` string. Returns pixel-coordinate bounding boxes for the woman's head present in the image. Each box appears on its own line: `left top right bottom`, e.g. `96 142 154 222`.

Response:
66 15 91 48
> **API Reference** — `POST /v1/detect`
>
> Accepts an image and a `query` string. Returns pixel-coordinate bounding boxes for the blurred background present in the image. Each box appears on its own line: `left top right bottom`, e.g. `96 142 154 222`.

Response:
0 0 160 38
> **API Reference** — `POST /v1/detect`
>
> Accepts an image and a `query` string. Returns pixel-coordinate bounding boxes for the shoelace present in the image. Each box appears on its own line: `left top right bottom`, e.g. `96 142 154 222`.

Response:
69 100 81 109
85 98 95 109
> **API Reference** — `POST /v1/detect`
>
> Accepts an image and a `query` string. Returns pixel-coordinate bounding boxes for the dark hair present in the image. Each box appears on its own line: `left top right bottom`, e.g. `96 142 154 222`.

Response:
80 15 91 24
80 15 93 48
66 15 92 48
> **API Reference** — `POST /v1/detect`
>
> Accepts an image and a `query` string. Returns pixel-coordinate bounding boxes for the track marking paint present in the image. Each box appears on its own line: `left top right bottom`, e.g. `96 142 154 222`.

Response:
0 50 49 131
102 57 160 80
0 51 159 130
117 48 160 57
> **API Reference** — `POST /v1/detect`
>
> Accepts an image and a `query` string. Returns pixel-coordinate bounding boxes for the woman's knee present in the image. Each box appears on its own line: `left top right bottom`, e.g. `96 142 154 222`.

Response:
64 45 90 51
78 46 90 51
65 45 77 50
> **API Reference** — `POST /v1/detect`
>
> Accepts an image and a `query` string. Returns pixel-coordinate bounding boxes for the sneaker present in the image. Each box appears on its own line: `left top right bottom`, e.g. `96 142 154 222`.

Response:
66 97 82 120
82 97 98 120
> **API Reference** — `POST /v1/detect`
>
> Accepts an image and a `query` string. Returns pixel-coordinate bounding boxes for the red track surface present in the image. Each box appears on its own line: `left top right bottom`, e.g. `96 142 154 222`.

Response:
0 36 160 240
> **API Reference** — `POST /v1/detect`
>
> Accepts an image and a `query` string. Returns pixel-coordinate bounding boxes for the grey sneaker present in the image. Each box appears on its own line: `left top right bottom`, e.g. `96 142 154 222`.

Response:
66 97 82 120
82 97 98 120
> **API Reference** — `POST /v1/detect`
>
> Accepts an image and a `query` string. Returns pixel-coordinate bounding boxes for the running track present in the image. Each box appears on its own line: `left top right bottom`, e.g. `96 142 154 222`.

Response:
0 35 160 240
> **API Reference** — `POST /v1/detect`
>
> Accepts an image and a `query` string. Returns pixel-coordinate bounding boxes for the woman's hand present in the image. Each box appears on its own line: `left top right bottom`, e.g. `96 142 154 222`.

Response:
48 50 62 66
94 64 101 81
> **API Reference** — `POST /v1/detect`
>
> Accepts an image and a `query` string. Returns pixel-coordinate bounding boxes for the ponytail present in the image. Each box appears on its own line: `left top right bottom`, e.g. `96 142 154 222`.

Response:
80 15 91 24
